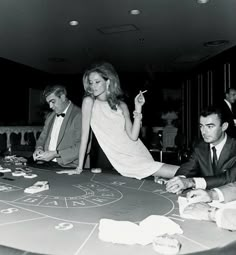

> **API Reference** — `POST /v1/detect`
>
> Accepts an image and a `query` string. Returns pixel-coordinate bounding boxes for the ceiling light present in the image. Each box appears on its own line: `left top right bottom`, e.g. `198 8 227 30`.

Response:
203 40 229 47
196 0 209 3
129 9 141 15
69 20 79 26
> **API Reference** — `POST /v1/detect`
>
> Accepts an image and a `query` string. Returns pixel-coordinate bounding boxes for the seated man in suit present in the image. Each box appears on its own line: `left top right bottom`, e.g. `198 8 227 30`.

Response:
166 106 236 194
33 84 82 168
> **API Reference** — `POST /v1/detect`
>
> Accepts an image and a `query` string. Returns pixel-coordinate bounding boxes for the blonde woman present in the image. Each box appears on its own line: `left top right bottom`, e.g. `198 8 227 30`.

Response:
61 62 179 179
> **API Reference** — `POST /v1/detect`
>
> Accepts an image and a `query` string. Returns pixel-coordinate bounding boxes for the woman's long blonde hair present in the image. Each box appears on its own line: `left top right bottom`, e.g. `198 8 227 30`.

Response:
83 62 124 110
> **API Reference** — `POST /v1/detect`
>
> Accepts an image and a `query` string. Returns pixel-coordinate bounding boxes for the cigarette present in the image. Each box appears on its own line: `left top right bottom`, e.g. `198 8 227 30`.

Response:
141 90 148 94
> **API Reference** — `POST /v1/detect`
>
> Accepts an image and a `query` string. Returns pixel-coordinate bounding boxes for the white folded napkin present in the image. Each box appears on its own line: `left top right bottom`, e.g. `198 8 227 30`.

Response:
98 215 183 245
99 219 143 245
139 215 183 237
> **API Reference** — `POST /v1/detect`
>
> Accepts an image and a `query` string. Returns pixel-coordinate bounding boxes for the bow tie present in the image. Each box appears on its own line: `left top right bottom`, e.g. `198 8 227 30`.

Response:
56 113 65 117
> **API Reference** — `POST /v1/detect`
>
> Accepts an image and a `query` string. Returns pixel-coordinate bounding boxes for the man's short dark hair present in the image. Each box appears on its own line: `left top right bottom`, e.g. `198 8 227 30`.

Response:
200 106 227 125
43 84 67 99
225 87 236 95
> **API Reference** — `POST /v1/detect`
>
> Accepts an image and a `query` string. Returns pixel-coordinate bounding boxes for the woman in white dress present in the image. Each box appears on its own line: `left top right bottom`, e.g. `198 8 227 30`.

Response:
64 62 179 179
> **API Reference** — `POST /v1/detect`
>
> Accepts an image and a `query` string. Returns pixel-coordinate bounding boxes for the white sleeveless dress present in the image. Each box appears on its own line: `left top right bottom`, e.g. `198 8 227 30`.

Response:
90 100 163 179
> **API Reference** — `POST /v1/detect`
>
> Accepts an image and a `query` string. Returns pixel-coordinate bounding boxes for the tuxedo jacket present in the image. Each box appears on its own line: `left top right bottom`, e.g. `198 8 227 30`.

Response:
36 102 82 167
175 136 236 189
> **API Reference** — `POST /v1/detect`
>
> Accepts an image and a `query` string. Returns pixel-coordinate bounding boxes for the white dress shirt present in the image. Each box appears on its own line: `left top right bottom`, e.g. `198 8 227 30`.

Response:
48 102 71 161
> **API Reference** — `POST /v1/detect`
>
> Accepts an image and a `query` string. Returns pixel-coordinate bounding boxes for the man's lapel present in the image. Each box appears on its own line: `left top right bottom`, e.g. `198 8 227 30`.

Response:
217 137 231 172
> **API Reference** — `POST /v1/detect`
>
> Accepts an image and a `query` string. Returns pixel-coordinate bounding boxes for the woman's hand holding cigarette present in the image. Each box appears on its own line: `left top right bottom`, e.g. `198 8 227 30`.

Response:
134 90 147 110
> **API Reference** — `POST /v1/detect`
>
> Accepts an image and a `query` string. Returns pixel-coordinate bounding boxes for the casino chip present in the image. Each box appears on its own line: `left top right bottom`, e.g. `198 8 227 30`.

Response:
36 161 45 164
154 176 168 185
24 173 38 179
12 171 26 177
91 168 102 174
152 235 181 254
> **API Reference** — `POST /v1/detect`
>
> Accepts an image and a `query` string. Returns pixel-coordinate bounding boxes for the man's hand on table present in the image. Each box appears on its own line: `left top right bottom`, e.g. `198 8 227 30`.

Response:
183 202 217 221
33 148 44 161
56 166 83 175
186 189 215 204
166 176 195 194
34 151 57 162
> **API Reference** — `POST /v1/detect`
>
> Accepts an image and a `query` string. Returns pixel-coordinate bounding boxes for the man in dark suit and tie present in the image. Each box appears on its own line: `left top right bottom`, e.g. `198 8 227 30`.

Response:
219 87 236 138
166 106 236 194
33 84 82 168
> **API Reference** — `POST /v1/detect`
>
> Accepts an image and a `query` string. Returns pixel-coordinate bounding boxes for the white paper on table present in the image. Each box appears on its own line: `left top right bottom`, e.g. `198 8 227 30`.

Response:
98 215 183 246
178 196 195 219
98 219 142 245
139 215 183 236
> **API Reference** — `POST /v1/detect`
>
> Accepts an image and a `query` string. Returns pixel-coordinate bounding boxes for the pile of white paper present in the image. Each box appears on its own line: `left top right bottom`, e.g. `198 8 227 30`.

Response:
99 215 183 245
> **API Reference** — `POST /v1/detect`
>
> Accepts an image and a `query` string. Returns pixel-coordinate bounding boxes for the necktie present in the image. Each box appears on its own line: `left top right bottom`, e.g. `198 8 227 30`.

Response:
212 146 217 172
57 113 65 117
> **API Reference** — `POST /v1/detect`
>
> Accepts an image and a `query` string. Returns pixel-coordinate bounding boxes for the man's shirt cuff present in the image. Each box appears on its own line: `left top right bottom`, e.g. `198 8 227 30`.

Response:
193 177 207 189
212 188 224 202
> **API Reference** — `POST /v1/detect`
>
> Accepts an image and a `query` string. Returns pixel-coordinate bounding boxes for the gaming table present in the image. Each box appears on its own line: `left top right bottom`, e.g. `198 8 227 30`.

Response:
0 161 235 255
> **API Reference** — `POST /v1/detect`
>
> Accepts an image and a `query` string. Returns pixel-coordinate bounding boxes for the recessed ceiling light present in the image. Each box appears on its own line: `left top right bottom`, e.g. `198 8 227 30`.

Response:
129 9 141 15
196 0 209 4
203 40 229 47
69 20 79 26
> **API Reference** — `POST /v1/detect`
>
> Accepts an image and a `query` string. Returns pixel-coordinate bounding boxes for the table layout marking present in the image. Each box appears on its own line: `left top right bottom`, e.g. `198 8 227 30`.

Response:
181 234 210 249
0 215 47 227
74 224 98 255
137 180 145 190
0 199 96 225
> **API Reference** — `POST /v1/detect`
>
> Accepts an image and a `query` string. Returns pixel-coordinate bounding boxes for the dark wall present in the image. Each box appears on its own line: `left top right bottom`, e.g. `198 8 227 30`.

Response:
0 57 183 127
0 58 86 125
119 72 182 127
0 58 49 125
181 45 236 146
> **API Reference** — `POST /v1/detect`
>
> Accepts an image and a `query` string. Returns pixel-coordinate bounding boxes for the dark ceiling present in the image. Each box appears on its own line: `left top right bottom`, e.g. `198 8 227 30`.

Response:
0 0 235 74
